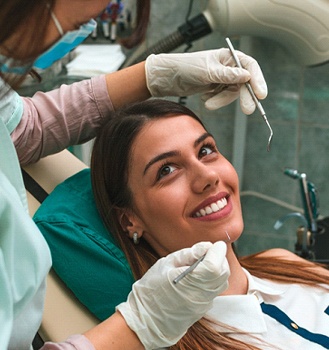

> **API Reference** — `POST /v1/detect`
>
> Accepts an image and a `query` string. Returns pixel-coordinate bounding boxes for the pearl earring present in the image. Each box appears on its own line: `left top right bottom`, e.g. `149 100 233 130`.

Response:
133 232 139 245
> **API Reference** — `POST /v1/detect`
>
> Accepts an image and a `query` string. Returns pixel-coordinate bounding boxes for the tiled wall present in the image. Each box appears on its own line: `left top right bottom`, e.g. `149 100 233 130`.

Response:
144 1 329 255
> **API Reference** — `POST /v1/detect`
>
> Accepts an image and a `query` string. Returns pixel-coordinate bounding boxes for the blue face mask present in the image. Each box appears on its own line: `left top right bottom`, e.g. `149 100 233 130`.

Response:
0 14 96 74
33 18 96 70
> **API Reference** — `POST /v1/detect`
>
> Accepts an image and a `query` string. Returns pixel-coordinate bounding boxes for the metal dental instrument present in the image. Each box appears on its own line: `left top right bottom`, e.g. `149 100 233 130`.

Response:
173 254 206 285
225 37 273 152
173 231 231 285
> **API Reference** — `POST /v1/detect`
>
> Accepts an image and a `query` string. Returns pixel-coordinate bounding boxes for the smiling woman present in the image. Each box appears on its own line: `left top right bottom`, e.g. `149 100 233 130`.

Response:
91 99 329 350
122 113 243 256
91 99 243 269
0 0 274 348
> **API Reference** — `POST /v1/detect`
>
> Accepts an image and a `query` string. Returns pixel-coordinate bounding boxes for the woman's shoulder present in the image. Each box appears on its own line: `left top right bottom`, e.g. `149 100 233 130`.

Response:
257 248 303 261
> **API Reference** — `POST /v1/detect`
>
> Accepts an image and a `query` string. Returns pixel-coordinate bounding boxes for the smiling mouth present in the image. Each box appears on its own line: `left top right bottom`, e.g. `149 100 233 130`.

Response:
193 197 228 217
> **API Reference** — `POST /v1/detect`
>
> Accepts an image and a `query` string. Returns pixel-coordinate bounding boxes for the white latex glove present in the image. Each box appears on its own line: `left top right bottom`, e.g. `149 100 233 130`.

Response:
145 49 268 115
116 241 229 349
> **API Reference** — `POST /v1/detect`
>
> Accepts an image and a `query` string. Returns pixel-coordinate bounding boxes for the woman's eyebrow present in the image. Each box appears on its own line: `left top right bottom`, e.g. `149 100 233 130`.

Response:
143 132 213 175
194 132 213 147
143 151 180 175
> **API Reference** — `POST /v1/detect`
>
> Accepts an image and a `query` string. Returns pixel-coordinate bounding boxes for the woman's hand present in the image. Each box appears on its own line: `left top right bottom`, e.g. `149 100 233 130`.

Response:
116 241 230 349
145 48 267 115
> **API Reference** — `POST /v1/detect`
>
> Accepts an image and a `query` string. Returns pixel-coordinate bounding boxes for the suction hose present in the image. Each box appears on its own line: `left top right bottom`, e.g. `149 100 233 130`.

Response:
124 13 212 67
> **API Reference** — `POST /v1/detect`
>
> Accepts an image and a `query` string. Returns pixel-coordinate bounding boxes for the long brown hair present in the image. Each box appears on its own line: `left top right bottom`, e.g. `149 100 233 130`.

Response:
91 99 328 350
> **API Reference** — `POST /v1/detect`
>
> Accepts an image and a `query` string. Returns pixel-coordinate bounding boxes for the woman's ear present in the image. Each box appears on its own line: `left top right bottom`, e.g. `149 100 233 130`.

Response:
117 208 144 239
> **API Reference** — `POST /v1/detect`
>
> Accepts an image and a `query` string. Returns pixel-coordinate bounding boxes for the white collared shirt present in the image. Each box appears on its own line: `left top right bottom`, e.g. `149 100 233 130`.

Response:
207 269 329 349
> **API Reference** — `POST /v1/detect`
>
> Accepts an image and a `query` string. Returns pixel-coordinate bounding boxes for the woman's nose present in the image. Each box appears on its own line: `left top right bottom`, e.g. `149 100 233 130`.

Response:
190 163 219 193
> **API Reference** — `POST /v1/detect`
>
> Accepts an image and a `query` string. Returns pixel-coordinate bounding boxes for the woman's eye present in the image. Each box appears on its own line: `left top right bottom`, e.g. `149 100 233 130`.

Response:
199 145 214 158
158 164 175 179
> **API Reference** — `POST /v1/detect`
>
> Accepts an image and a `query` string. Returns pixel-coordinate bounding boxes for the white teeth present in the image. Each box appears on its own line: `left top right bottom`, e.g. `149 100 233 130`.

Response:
194 198 227 217
211 203 219 212
205 206 212 215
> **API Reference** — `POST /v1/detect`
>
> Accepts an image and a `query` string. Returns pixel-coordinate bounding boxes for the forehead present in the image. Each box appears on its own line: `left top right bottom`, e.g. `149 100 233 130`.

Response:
131 114 206 160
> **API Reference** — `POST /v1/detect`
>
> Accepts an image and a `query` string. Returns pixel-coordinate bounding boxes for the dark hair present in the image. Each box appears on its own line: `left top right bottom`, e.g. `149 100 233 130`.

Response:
91 99 329 350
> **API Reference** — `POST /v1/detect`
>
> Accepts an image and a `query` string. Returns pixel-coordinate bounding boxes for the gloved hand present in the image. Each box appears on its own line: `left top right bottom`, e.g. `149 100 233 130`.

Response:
116 241 229 349
145 49 267 115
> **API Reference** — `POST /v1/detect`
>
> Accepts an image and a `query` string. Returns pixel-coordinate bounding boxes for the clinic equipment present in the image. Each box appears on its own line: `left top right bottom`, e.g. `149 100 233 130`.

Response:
275 168 329 263
226 37 273 152
283 168 319 234
274 212 311 259
203 0 329 66
125 0 329 67
173 231 231 284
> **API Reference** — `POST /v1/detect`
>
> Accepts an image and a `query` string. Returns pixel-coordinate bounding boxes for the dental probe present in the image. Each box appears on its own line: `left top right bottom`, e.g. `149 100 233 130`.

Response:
173 231 231 284
225 37 273 152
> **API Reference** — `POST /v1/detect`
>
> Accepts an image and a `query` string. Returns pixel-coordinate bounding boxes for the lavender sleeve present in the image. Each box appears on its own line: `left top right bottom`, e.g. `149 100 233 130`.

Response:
40 335 95 350
12 75 113 165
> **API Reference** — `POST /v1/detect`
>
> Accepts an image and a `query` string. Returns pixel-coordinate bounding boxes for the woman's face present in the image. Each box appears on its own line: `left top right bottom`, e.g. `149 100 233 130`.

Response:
126 115 244 257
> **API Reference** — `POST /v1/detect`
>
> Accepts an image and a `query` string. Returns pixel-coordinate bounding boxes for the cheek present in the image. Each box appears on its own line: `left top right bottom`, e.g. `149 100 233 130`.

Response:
136 189 192 254
139 188 185 225
224 162 240 189
221 162 241 202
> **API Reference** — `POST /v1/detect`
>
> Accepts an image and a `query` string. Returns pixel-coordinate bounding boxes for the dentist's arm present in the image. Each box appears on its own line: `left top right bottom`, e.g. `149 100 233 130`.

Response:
105 49 268 113
105 62 150 110
13 48 266 165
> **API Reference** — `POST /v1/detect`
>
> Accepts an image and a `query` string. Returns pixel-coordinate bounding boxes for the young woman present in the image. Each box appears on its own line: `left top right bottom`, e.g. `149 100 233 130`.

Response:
91 99 329 350
0 1 268 348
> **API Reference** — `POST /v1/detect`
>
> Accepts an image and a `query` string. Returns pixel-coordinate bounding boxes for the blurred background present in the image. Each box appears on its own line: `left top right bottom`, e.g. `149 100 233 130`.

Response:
125 0 329 256
20 0 329 257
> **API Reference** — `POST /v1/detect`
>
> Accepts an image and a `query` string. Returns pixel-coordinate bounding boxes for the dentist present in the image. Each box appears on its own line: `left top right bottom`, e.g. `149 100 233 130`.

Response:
0 0 267 349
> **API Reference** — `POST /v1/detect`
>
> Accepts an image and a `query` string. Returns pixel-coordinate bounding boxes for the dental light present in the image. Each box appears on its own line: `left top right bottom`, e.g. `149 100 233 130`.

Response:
127 0 329 67
203 0 329 67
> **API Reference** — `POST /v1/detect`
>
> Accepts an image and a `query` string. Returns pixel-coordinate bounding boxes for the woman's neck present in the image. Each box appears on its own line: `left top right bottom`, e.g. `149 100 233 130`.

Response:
220 244 248 296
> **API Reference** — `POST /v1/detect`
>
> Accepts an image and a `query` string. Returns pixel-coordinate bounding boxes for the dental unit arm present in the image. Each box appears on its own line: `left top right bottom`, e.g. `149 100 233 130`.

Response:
126 0 329 67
